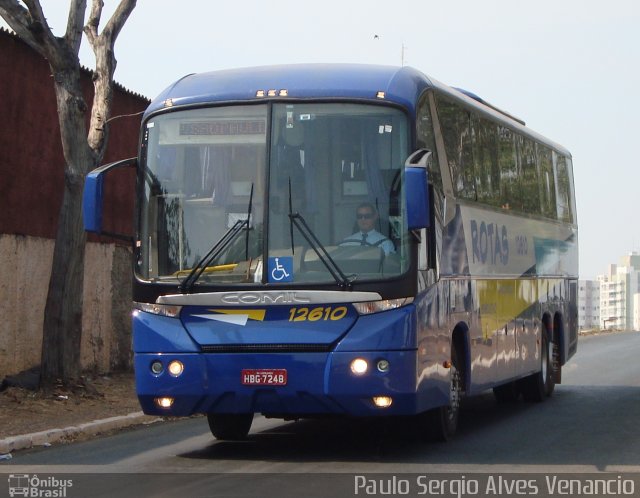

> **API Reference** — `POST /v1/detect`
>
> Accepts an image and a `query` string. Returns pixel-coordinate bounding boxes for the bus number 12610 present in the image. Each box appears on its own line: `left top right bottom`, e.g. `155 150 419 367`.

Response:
288 306 348 322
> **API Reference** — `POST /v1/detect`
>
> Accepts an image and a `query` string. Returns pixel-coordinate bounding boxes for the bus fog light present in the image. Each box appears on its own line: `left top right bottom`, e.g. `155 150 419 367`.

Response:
377 359 390 372
150 361 163 375
350 358 368 375
372 396 393 408
168 360 184 377
155 397 174 408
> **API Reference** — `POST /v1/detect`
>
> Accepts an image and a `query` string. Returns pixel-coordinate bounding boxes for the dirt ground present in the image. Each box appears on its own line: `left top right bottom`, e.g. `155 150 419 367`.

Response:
0 372 143 439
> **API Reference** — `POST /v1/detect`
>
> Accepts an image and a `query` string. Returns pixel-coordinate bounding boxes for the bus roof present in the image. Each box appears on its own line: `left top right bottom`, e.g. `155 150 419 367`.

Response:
146 64 432 116
145 63 570 156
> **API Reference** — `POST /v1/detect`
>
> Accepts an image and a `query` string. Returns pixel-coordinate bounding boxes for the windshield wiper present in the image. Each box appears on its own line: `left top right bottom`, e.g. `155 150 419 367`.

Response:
287 179 353 290
179 184 254 293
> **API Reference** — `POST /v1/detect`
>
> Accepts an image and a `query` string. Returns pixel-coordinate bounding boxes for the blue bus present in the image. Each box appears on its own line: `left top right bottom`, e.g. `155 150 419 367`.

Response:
84 64 578 441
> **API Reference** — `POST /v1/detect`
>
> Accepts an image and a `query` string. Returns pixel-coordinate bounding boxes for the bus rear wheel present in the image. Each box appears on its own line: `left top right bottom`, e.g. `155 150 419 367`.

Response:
520 330 555 402
207 413 254 440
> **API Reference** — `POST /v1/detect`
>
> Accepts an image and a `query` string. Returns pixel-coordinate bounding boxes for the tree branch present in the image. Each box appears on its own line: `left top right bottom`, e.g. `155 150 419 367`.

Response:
82 0 137 158
83 0 103 45
0 0 55 56
84 0 136 50
101 0 136 46
65 0 87 54
21 0 47 29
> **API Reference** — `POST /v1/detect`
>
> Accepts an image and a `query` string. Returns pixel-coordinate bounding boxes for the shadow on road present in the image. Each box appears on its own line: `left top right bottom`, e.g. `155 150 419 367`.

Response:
179 385 640 470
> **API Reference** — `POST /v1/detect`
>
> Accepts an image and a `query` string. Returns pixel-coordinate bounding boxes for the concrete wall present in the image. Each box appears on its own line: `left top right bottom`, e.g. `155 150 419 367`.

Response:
0 234 133 379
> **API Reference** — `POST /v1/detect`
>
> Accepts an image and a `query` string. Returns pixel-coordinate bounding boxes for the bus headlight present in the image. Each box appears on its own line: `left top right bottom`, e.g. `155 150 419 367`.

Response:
353 298 413 315
133 302 182 318
168 360 184 377
350 358 369 375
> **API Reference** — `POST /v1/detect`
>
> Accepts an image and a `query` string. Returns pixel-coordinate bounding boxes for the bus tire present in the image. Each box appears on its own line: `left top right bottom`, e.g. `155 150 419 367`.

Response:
520 330 554 402
207 413 254 440
423 348 462 442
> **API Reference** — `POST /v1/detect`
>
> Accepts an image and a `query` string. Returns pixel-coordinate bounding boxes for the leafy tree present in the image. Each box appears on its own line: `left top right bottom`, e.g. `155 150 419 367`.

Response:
0 0 136 386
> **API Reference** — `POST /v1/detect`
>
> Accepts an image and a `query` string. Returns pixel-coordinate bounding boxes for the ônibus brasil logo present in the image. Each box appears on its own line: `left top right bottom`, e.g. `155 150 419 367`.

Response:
8 474 73 497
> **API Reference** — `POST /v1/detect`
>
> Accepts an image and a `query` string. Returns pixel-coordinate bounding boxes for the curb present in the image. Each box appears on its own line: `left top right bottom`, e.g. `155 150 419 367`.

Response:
0 412 163 456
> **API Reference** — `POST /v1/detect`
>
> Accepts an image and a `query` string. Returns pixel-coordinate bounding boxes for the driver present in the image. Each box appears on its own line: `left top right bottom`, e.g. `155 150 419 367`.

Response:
340 202 395 255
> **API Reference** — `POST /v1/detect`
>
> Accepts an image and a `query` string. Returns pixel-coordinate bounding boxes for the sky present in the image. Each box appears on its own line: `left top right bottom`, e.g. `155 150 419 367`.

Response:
4 0 640 279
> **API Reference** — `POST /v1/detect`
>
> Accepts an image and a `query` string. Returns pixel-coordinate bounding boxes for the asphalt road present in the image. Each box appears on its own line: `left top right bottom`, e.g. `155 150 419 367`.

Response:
3 331 640 497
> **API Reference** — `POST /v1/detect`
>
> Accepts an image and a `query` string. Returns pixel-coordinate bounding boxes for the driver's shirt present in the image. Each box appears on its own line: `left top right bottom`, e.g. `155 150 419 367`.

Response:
340 230 395 255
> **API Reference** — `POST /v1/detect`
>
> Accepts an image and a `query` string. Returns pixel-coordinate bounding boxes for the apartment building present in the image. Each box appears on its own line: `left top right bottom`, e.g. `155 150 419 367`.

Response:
578 280 600 331
597 254 640 330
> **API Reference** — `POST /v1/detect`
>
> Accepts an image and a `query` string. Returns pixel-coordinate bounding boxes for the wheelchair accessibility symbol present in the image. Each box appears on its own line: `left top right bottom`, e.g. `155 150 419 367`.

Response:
268 256 293 282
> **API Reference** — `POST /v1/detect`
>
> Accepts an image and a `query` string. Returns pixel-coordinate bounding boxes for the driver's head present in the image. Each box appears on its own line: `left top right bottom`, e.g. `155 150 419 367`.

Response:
356 203 378 233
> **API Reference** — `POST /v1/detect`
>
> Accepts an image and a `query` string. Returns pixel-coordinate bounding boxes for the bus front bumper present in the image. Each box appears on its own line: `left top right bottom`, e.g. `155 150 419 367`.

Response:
134 350 434 418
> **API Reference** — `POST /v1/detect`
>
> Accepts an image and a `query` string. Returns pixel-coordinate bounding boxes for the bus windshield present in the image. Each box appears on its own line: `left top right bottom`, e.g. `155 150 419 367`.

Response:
138 102 410 286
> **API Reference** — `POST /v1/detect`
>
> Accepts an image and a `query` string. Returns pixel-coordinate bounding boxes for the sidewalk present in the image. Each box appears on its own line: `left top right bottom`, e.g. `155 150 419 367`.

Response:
0 372 162 458
0 412 163 456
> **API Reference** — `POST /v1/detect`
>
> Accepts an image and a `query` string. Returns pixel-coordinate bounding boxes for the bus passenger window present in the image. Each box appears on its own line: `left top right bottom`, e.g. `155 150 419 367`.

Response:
554 152 573 222
537 144 557 219
498 126 517 209
518 137 541 214
416 95 442 193
471 116 500 207
435 96 475 200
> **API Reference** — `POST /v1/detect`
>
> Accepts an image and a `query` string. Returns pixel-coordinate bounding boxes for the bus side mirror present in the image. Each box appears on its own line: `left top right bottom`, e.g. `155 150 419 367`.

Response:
83 157 137 237
404 149 431 230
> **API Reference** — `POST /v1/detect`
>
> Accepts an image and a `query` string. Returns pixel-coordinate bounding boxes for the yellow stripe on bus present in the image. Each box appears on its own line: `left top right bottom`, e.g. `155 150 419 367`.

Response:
476 278 562 340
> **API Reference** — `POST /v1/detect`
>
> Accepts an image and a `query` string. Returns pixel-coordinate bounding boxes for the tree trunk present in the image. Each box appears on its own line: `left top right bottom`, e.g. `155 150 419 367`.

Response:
40 167 87 385
40 65 96 386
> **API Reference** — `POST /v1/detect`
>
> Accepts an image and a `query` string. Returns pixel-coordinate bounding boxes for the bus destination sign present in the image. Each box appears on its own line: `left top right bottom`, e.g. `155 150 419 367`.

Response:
180 120 266 136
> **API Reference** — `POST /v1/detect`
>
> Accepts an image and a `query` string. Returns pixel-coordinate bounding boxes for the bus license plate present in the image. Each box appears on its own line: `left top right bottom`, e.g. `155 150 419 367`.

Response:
241 369 287 386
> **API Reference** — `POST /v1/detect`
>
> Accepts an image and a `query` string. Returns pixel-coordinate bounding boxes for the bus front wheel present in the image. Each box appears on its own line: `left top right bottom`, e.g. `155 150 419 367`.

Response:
207 413 254 440
422 348 462 442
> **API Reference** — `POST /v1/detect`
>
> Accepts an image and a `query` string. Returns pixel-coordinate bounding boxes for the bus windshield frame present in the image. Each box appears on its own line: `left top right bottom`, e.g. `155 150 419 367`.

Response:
137 101 412 290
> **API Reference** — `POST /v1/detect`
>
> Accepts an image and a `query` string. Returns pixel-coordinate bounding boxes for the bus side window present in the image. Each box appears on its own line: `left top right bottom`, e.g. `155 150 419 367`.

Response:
416 94 441 190
498 126 516 210
416 94 441 274
518 136 541 214
471 116 500 208
435 96 475 201
537 144 557 219
553 152 573 222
